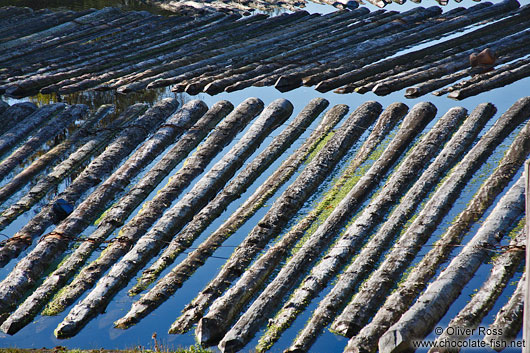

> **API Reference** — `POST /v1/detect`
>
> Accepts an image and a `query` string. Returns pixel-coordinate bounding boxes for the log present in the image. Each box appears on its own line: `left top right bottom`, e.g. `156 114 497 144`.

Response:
378 176 526 353
346 104 530 353
274 104 494 353
0 103 63 159
330 96 530 340
215 103 438 353
0 105 113 205
0 99 179 318
428 229 526 353
150 103 348 335
0 104 86 182
173 102 382 337
0 102 36 137
54 99 293 338
125 97 329 298
483 273 526 352
43 98 261 317
0 101 226 335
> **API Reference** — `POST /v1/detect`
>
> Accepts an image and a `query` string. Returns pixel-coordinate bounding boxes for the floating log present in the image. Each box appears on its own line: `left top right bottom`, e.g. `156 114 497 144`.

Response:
215 102 438 353
0 103 63 160
175 102 381 338
483 273 526 352
428 229 525 353
347 102 530 353
125 97 328 299
273 104 492 353
149 103 349 335
54 99 293 338
0 100 223 335
0 102 36 137
0 105 113 205
378 176 525 353
330 96 530 340
0 104 86 183
0 99 179 318
43 98 261 316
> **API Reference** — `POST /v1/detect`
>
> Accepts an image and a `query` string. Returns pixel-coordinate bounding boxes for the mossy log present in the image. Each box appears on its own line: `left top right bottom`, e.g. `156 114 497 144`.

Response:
378 176 525 353
0 99 179 319
330 96 530 340
147 103 349 335
54 99 293 339
0 104 86 182
483 273 526 352
43 98 261 317
0 105 113 205
173 102 381 338
347 102 530 353
215 103 439 353
428 229 525 353
275 104 494 353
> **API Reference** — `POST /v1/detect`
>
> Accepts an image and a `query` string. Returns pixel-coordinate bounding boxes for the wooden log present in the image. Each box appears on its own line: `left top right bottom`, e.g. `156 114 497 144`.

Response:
378 176 526 353
0 103 63 160
427 229 525 353
215 103 438 353
43 98 261 317
271 104 494 353
0 100 7 115
483 273 526 352
0 101 226 335
0 105 113 205
314 0 519 92
0 102 36 137
173 102 381 337
0 101 158 267
145 103 348 335
0 104 86 183
0 99 178 319
125 98 329 299
347 106 530 353
330 96 530 340
54 99 293 339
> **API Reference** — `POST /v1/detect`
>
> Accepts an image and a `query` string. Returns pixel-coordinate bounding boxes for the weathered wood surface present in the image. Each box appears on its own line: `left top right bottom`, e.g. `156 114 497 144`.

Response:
347 108 530 353
43 98 261 316
0 1 527 98
0 99 179 319
214 102 439 353
0 102 36 137
274 104 494 353
329 96 530 339
427 229 525 353
483 273 526 352
174 102 382 338
132 103 348 335
378 176 525 353
54 99 293 338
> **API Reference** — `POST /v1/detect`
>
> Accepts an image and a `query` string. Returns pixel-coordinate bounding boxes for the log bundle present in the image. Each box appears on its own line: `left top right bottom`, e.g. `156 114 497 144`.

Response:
0 0 529 100
0 96 528 353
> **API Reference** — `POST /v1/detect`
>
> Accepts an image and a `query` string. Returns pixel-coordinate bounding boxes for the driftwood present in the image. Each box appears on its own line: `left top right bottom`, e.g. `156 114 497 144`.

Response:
43 98 261 316
54 99 293 338
330 96 530 339
428 229 526 353
0 102 36 137
0 104 86 182
347 104 530 353
0 99 179 318
483 273 526 352
378 176 525 353
0 105 113 205
135 103 348 335
273 104 494 353
125 97 329 298
174 102 382 338
215 103 439 353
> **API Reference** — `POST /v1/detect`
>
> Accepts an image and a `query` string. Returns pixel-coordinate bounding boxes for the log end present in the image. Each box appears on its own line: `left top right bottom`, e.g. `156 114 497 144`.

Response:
114 316 134 330
1 316 28 336
196 317 224 346
275 75 302 92
404 87 420 99
447 91 462 100
204 82 224 95
372 83 391 96
378 328 411 353
314 81 332 93
218 335 246 353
